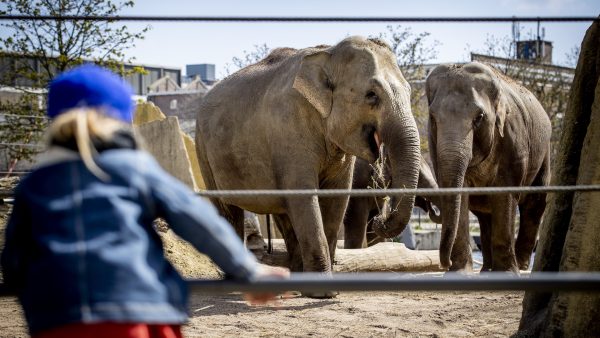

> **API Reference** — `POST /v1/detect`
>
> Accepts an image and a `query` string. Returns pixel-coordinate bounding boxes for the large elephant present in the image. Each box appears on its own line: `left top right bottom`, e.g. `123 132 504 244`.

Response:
344 156 442 249
425 62 551 273
195 36 421 283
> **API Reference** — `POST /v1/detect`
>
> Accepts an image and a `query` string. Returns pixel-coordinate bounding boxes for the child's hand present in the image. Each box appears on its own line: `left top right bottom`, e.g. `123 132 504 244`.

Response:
244 265 290 305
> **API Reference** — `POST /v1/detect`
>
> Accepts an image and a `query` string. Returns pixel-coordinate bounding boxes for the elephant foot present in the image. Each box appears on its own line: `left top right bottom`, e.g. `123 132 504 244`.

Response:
246 233 266 251
301 290 339 299
491 265 520 275
516 256 532 271
518 261 530 271
490 258 520 274
479 265 492 273
446 264 474 275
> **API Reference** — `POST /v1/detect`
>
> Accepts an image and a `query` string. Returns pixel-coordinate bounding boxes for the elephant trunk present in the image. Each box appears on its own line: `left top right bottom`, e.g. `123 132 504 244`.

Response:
417 158 443 224
372 114 421 238
436 141 470 269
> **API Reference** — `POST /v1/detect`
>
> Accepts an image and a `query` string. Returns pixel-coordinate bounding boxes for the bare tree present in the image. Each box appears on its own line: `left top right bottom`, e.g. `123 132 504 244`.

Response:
223 43 270 76
0 0 149 174
375 25 440 154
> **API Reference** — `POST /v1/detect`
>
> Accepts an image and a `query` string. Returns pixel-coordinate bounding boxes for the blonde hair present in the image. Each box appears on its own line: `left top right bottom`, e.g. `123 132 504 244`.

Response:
46 109 129 181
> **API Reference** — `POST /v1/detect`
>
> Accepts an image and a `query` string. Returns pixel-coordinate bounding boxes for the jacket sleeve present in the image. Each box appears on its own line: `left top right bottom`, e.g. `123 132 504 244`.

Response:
141 155 259 282
1 187 32 292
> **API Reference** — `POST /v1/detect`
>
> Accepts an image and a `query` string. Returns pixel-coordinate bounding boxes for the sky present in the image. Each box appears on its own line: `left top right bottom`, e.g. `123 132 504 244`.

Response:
120 0 598 77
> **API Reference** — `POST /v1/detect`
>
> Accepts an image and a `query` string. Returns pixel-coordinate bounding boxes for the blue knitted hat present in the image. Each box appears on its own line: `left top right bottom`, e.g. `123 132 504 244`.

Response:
47 64 134 123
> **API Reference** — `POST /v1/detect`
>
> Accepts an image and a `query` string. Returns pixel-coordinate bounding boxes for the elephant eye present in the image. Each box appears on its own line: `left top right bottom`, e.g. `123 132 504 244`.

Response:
366 91 379 106
473 112 485 127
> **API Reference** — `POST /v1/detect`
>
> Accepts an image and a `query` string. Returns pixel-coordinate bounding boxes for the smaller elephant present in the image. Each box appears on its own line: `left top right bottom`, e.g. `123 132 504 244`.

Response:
344 155 442 249
426 62 551 273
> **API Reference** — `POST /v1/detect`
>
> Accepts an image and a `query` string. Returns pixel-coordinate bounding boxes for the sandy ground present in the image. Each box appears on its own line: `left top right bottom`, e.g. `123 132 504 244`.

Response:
0 290 523 338
0 178 523 337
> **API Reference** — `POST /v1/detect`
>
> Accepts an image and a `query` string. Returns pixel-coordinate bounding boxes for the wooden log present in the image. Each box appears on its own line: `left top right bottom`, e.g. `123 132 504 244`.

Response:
253 240 443 272
333 242 443 272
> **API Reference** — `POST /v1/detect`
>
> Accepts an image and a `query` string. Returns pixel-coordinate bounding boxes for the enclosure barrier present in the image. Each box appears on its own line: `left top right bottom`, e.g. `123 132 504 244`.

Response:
1 186 599 296
1 185 600 200
0 15 598 22
1 272 600 297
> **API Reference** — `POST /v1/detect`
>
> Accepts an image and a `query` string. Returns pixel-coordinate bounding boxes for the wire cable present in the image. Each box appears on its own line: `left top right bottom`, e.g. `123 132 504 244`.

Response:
1 185 600 199
0 15 598 23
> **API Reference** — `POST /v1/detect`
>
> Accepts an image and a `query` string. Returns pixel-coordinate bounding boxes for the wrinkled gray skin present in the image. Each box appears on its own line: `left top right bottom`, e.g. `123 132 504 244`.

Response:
196 37 421 295
426 62 551 273
344 156 442 249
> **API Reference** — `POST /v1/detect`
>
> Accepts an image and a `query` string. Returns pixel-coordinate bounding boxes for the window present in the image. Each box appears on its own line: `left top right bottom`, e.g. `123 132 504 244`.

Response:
170 99 178 110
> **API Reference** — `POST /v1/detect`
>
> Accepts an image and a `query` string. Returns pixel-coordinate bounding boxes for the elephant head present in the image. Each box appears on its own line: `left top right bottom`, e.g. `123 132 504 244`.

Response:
292 36 421 238
425 62 507 269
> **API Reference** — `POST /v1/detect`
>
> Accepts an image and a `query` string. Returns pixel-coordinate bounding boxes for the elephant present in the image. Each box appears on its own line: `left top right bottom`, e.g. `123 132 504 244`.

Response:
195 36 422 289
344 156 442 249
425 62 551 273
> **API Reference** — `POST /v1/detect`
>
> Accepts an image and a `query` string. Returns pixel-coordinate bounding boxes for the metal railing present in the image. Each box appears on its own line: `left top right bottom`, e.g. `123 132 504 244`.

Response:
0 15 598 23
1 272 599 297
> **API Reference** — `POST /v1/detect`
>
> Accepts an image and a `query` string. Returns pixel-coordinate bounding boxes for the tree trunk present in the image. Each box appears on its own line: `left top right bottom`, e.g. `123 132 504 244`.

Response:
514 17 600 337
255 240 443 272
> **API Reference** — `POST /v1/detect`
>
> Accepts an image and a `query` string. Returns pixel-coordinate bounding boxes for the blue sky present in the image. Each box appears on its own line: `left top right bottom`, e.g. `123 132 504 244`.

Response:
122 0 598 77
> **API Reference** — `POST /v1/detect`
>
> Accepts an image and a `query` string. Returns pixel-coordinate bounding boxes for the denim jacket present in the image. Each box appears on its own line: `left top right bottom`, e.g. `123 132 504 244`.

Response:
1 146 258 334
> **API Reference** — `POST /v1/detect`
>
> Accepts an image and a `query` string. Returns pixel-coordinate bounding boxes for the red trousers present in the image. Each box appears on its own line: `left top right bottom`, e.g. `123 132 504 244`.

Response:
33 323 183 338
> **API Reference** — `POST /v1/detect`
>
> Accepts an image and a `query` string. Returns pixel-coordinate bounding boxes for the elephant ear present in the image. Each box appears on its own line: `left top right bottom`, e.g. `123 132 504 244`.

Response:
425 64 451 105
292 51 333 119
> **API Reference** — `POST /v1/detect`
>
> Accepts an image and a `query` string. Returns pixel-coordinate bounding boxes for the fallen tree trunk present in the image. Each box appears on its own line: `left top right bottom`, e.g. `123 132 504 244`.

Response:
255 240 443 272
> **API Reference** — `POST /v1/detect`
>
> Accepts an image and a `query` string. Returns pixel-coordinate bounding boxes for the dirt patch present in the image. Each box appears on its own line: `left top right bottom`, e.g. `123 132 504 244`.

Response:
0 178 523 337
155 219 222 280
0 291 523 337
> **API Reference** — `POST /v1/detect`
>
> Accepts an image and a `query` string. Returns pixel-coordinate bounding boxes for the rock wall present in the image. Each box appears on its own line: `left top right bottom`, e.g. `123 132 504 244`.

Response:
515 17 600 337
133 102 204 191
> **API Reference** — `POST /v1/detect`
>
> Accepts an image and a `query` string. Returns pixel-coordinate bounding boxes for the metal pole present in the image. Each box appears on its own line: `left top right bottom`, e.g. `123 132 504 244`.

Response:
3 272 599 297
188 272 600 294
267 214 272 254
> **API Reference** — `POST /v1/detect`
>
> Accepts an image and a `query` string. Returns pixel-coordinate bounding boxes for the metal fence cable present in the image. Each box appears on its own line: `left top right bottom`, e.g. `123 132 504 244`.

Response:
1 184 600 199
0 113 49 120
0 15 598 22
0 143 44 148
1 272 599 296
192 185 600 198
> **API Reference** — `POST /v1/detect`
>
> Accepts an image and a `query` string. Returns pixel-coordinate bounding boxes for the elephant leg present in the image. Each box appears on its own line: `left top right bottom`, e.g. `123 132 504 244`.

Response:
320 194 350 265
344 196 371 248
516 192 546 270
272 214 302 272
217 204 246 241
490 195 519 273
285 195 330 273
285 195 338 299
320 169 353 265
449 194 473 273
473 211 492 272
515 158 549 271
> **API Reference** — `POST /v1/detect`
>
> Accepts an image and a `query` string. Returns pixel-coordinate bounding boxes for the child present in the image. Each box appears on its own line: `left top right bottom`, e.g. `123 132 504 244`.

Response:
1 64 288 338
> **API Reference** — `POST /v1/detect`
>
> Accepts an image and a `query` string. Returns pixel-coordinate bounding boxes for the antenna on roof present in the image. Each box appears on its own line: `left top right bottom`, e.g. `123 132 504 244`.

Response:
512 18 520 59
541 27 546 40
